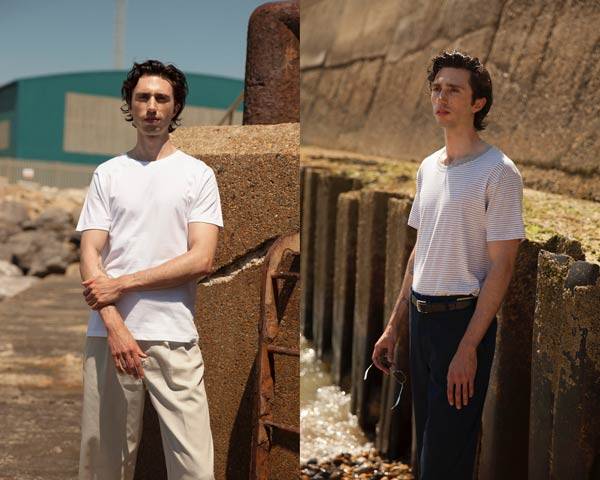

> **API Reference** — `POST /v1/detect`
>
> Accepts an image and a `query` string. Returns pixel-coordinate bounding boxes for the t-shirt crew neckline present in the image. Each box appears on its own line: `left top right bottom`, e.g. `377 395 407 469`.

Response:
436 144 494 172
128 149 181 165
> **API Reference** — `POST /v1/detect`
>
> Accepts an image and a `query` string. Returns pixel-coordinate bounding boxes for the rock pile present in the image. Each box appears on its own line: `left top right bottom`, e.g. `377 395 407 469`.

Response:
301 450 414 480
0 179 86 299
0 179 85 219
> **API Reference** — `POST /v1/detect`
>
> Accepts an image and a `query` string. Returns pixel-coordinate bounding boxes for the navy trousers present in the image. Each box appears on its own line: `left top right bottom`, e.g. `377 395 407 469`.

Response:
409 289 497 480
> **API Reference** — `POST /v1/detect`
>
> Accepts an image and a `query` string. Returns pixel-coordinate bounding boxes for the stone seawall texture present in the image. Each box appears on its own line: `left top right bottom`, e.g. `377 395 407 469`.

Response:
301 0 600 200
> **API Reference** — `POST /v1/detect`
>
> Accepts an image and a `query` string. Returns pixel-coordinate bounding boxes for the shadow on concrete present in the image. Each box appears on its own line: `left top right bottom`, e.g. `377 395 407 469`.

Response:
226 357 258 479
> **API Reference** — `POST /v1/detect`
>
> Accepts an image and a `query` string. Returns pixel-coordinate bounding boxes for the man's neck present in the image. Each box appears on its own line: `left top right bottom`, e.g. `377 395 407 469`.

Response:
442 127 486 165
129 133 177 162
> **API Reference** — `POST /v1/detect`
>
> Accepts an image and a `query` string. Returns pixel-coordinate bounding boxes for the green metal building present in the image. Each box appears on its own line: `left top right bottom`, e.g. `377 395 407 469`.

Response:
0 71 243 167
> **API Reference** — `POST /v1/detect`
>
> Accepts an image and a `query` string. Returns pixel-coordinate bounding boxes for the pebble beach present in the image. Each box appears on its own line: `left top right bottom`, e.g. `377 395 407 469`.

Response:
301 450 414 480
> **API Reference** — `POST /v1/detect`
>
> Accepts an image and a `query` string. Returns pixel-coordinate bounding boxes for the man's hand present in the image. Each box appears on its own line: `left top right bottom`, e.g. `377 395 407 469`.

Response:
372 330 398 375
447 343 477 409
106 317 148 379
82 276 124 310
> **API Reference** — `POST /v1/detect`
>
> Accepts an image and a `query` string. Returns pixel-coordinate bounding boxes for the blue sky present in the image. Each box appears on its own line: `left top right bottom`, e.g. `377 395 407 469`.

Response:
0 0 266 86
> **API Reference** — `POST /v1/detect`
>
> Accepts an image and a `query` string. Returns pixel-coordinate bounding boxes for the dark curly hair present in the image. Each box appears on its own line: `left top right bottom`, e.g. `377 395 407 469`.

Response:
121 60 188 133
426 50 493 131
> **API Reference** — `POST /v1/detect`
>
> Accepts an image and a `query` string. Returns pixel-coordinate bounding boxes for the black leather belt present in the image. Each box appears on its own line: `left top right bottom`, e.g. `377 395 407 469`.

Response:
411 293 477 314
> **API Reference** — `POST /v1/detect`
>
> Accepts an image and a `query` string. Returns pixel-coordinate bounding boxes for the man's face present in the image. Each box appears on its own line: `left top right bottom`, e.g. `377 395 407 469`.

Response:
430 67 485 130
130 75 177 136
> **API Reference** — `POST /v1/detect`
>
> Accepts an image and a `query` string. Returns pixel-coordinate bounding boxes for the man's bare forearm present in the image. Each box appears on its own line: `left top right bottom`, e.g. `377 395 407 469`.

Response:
384 245 416 336
80 247 109 281
118 248 212 293
460 261 514 349
79 246 122 330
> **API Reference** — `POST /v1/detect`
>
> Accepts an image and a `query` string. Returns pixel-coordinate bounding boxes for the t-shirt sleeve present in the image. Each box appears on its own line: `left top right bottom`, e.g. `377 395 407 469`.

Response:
76 170 111 232
407 168 421 229
188 168 224 227
486 163 526 241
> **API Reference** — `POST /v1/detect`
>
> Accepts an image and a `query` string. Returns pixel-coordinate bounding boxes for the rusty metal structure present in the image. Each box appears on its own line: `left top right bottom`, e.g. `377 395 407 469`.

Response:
251 233 300 479
243 0 300 125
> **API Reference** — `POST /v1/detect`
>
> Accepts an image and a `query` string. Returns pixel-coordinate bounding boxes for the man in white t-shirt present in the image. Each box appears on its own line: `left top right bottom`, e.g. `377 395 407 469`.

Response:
372 51 524 478
76 60 222 480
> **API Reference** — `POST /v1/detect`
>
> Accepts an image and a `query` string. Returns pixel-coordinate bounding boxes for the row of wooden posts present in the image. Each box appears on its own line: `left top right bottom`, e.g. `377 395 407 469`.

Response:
299 166 600 479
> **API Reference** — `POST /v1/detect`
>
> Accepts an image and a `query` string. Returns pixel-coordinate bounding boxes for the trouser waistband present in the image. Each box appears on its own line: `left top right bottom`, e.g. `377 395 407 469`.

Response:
411 289 477 314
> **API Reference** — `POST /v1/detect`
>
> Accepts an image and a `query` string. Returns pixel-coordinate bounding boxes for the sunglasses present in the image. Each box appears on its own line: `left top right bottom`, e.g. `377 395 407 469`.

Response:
364 357 407 410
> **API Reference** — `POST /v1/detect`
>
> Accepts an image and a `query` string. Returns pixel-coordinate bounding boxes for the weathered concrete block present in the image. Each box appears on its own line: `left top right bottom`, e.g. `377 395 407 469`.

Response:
243 1 299 125
376 197 415 460
478 236 585 479
172 123 300 269
331 191 361 391
350 190 402 432
550 260 600 479
312 174 360 359
198 262 264 480
300 167 323 339
528 251 573 480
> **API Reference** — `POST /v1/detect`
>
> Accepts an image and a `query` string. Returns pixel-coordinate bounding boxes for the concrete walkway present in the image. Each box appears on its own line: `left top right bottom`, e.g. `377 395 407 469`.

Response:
0 274 87 480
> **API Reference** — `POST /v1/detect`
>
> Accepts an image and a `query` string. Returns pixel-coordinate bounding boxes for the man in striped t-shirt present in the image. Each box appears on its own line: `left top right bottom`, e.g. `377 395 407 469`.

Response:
372 50 525 479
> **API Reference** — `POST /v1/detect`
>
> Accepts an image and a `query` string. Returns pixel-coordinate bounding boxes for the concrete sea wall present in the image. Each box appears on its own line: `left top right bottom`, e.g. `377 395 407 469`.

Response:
301 0 600 201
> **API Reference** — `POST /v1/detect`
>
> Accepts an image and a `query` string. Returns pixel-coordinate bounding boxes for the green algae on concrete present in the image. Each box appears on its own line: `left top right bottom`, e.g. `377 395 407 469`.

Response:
302 146 418 196
522 189 600 263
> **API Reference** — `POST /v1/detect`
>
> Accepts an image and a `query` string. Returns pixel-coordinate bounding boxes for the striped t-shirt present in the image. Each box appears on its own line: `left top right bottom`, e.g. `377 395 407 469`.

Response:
407 145 525 296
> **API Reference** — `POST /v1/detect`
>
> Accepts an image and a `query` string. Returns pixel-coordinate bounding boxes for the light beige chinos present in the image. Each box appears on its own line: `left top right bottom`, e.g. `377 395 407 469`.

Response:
78 337 214 480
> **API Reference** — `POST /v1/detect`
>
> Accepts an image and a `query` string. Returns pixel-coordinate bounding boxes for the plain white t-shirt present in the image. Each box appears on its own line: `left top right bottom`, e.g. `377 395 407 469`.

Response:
76 149 223 342
407 145 525 296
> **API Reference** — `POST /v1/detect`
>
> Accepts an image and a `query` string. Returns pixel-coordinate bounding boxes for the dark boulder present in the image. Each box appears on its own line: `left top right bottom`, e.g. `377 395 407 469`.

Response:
5 230 78 277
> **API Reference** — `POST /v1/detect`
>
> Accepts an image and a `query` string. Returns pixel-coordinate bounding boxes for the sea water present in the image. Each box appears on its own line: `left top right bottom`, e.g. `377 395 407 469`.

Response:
300 336 372 463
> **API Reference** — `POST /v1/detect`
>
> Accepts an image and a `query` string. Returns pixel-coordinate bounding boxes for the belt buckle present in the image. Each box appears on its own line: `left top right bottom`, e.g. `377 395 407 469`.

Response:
416 299 428 313
456 296 473 302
